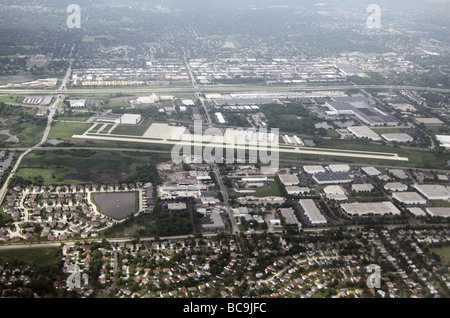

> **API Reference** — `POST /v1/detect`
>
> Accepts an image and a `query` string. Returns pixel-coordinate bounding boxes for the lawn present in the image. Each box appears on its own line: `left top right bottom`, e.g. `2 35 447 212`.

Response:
48 122 91 139
430 246 450 266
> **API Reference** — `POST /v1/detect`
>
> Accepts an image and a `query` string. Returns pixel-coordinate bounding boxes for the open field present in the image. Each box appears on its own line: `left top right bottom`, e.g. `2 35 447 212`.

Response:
48 122 93 139
0 247 61 267
15 149 171 185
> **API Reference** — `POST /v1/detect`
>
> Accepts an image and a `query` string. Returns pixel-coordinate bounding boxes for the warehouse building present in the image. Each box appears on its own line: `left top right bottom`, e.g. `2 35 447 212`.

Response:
347 126 381 141
324 185 348 201
382 133 413 143
312 172 354 185
278 174 300 186
119 114 142 125
340 201 401 216
413 184 450 200
362 166 382 176
328 164 351 173
384 182 408 192
285 186 310 195
425 207 450 218
303 165 325 174
299 199 327 225
392 192 427 205
408 207 427 217
352 184 374 193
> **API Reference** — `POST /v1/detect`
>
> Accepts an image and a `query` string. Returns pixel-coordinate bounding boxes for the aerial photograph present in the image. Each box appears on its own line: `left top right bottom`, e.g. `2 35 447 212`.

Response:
0 0 449 309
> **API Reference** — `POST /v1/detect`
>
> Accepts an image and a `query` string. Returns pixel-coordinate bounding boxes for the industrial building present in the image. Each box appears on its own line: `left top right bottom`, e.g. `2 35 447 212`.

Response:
279 207 301 231
278 174 300 186
351 184 374 193
215 112 226 124
382 133 413 143
299 199 327 225
303 165 325 174
312 172 354 185
347 126 381 141
328 164 351 173
324 185 348 201
408 207 427 217
392 192 427 205
340 201 401 216
324 96 399 127
384 182 408 192
362 166 382 176
285 186 310 195
413 184 450 200
425 207 450 218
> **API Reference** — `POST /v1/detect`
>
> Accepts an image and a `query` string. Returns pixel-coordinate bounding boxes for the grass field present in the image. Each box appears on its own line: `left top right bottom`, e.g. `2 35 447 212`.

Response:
0 247 61 267
234 180 282 198
16 149 171 185
48 122 92 139
430 246 450 266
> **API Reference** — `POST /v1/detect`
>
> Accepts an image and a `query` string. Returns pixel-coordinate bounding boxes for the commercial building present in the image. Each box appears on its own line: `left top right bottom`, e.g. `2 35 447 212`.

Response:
382 133 413 143
392 192 427 205
215 112 226 124
278 174 300 186
351 184 374 193
341 201 401 216
436 135 450 149
408 207 427 217
325 96 399 127
303 165 325 174
279 207 302 230
413 184 450 200
312 172 354 185
328 164 351 173
347 126 381 141
119 114 142 125
285 186 310 195
425 207 450 218
68 99 87 108
384 182 408 192
414 117 444 127
362 166 382 176
299 199 327 225
324 185 348 201
202 213 226 231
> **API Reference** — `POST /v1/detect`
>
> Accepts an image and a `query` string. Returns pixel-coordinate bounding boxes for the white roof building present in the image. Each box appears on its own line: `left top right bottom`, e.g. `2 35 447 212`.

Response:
362 166 382 176
303 165 325 174
299 199 327 224
340 201 401 216
413 184 450 200
425 207 450 218
392 192 427 205
384 182 408 192
328 164 351 173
